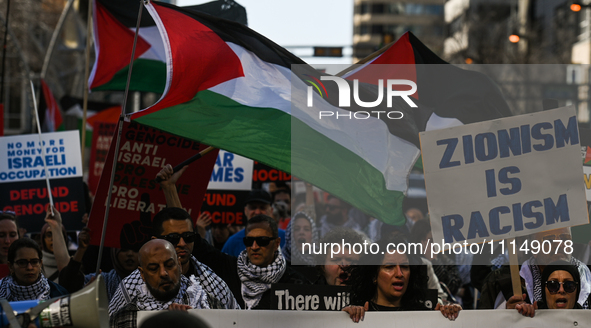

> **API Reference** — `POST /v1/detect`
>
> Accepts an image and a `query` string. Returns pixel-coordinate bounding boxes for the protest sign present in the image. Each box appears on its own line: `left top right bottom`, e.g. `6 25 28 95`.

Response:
88 122 117 196
138 308 591 328
253 161 291 183
271 284 351 311
0 131 85 232
201 150 253 226
89 121 218 249
420 106 588 246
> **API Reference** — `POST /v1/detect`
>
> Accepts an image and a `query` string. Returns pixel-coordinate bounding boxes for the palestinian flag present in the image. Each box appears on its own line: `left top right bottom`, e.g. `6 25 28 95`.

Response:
40 79 63 132
88 0 248 94
89 0 166 93
341 32 512 170
130 1 421 226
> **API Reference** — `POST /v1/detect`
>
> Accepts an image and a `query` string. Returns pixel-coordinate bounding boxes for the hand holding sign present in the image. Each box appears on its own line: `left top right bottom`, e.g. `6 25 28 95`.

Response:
342 302 368 323
44 205 62 228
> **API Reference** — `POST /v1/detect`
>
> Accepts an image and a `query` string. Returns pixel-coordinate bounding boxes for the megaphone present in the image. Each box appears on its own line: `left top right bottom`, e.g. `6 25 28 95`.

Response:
0 274 109 328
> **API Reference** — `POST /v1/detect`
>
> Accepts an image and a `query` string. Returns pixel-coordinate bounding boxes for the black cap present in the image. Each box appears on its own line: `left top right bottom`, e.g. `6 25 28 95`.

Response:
244 189 272 205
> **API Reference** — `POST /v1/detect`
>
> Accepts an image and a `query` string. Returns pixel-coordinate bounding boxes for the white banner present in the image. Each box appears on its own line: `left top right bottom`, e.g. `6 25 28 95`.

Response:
0 131 82 183
138 309 588 328
420 106 588 245
207 150 253 190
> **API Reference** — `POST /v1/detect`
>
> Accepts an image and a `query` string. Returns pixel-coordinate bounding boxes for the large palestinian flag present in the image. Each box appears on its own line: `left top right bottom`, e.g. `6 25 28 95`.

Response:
125 1 425 226
96 1 512 226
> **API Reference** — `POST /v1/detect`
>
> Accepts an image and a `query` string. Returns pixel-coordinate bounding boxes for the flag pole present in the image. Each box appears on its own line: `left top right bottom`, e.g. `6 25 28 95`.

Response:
94 0 145 276
29 81 54 215
154 146 216 183
80 0 93 157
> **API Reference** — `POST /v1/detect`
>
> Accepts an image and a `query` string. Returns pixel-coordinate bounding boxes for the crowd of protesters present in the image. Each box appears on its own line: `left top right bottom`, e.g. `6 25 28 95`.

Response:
0 164 589 327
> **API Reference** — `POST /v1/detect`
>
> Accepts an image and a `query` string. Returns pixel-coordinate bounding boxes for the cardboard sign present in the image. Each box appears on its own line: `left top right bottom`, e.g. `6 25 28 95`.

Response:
88 122 117 196
420 106 588 245
271 284 351 311
88 121 218 249
0 131 85 232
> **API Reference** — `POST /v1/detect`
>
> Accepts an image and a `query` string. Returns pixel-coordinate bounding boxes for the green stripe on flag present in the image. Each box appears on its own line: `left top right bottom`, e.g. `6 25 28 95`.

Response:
92 59 166 94
135 90 406 225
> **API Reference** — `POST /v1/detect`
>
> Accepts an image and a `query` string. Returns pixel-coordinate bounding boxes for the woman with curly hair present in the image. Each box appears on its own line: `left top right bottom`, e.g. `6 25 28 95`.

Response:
343 237 461 322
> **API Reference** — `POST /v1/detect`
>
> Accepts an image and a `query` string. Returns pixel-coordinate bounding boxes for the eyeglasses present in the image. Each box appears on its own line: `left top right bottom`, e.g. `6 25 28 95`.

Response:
14 259 41 268
546 280 578 294
542 234 571 242
157 231 197 246
243 236 275 247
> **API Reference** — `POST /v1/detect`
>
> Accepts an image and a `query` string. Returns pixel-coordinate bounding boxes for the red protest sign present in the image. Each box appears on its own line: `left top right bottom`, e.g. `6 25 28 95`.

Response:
88 121 117 196
252 161 291 183
88 121 218 249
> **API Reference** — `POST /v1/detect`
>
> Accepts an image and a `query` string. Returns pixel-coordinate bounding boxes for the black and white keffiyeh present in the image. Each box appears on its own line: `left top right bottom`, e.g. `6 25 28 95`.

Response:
0 274 51 301
237 249 286 309
108 270 209 316
189 255 240 309
282 212 319 265
520 256 591 309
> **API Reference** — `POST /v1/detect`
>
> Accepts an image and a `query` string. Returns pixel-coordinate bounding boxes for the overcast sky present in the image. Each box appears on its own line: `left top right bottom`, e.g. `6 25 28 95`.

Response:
176 0 355 70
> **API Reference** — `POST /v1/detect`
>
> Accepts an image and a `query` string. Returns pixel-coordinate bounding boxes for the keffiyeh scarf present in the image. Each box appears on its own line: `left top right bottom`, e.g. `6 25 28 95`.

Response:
108 270 209 316
237 249 286 309
520 256 591 308
282 212 319 265
188 255 240 309
0 274 51 301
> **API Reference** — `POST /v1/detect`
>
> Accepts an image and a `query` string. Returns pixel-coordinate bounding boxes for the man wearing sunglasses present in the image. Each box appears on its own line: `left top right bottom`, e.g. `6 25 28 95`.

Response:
502 227 591 313
112 206 239 311
220 189 288 257
193 214 309 309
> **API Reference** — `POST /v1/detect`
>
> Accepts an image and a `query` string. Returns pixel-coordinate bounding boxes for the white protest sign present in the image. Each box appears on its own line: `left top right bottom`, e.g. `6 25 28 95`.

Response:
207 150 253 190
138 309 587 328
0 131 83 183
420 106 588 245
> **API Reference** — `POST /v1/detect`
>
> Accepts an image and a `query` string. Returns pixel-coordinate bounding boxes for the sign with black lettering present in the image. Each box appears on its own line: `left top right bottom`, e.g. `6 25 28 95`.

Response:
420 106 588 245
89 121 218 248
0 131 85 232
271 284 351 311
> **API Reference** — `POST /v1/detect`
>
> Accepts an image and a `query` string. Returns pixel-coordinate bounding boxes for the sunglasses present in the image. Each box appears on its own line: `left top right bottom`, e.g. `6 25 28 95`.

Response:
14 259 41 268
546 280 578 294
157 231 197 246
243 236 276 247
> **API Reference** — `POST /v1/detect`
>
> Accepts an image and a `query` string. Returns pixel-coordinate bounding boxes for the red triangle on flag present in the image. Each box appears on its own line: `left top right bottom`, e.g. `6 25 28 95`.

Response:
89 1 151 89
343 33 418 98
